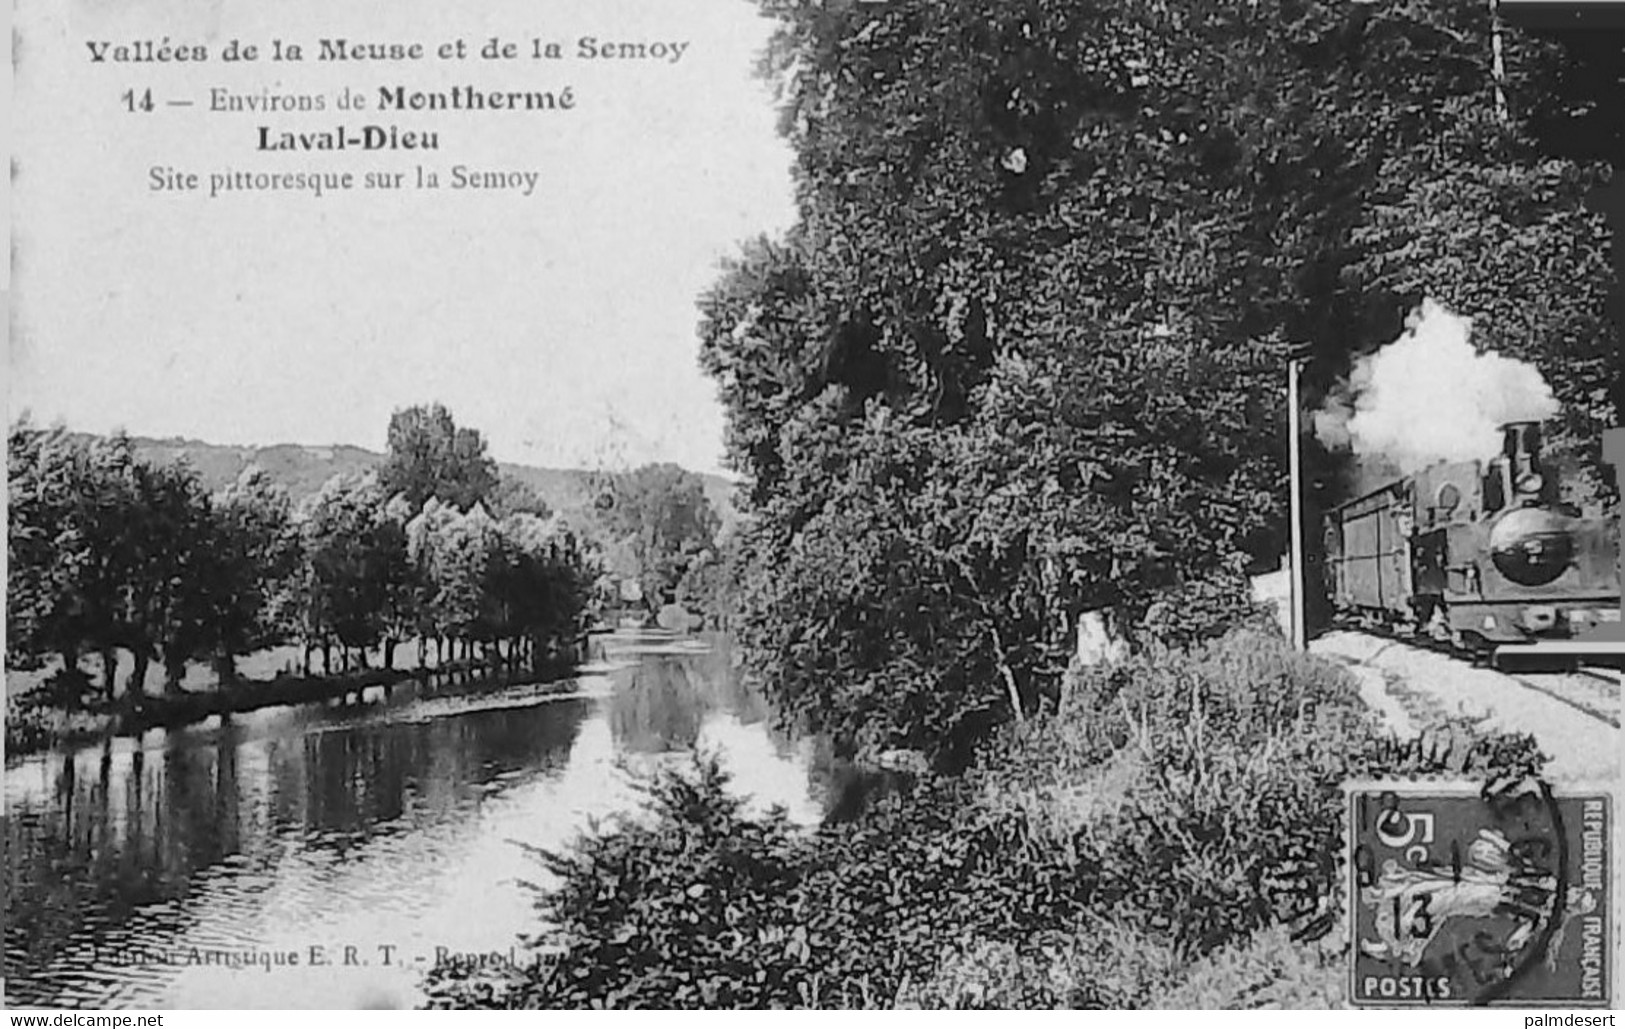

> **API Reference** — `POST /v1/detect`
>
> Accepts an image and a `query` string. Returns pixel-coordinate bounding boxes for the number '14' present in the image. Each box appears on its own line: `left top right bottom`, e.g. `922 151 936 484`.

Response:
122 88 154 113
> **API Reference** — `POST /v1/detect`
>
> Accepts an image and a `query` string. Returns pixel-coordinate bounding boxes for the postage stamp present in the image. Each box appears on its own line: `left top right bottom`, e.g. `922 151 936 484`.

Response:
1348 779 1611 1007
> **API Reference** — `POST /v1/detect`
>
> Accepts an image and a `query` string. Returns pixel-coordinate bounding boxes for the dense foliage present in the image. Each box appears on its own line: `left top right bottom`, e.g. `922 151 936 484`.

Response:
422 632 1546 1009
696 0 1619 759
7 407 593 707
598 463 722 609
378 402 501 511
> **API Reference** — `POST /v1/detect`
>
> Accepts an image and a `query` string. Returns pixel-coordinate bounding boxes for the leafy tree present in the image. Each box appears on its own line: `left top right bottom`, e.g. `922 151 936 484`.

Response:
182 469 303 686
67 434 152 697
296 474 415 672
7 423 99 683
491 512 594 671
6 429 162 698
378 403 499 511
601 464 721 609
119 457 211 697
407 499 498 660
701 0 1301 757
406 498 463 661
374 493 424 670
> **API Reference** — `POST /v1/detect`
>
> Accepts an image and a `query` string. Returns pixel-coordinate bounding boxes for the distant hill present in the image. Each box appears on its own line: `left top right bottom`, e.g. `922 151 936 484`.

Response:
106 435 741 532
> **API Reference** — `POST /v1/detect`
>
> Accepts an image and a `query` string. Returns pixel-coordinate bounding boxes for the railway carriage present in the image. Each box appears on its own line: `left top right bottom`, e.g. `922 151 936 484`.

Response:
1323 422 1620 651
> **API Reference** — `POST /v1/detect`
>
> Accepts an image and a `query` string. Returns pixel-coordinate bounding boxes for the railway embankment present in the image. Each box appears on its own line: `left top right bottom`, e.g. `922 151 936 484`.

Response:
1311 629 1620 783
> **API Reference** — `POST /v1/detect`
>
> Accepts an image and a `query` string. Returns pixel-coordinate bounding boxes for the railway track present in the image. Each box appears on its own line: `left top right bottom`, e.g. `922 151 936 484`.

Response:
1503 666 1620 729
1329 623 1621 728
1572 664 1620 686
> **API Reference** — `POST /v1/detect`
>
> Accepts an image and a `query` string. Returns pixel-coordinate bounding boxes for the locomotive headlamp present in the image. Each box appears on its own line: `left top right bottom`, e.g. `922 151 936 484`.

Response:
1514 472 1544 495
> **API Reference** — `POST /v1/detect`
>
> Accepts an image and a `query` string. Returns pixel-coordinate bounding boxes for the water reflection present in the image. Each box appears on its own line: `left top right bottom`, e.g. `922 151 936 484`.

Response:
6 693 592 1005
610 652 708 753
607 633 788 756
5 631 818 1009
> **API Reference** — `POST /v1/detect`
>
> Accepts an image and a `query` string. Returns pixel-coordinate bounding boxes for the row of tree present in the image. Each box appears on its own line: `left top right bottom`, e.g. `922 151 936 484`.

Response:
7 406 594 703
698 0 1620 760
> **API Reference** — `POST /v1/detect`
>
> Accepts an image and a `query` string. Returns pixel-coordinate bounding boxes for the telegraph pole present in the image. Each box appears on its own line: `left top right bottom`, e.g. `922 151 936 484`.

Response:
1489 0 1509 124
1288 354 1308 651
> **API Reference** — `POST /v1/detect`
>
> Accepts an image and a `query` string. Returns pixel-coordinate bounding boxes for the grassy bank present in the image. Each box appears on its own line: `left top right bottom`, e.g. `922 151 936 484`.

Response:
422 629 1545 1010
4 649 583 761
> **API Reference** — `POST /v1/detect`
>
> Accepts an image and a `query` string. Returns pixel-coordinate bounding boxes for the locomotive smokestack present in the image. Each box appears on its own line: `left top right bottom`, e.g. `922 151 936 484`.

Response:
1500 420 1554 505
1502 421 1542 463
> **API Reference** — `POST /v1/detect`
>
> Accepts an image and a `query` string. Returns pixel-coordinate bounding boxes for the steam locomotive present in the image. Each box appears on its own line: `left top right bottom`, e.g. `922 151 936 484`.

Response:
1322 421 1620 652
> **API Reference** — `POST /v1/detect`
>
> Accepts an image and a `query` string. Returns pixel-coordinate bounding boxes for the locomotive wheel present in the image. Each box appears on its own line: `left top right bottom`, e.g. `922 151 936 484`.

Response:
1456 631 1492 667
1413 608 1449 652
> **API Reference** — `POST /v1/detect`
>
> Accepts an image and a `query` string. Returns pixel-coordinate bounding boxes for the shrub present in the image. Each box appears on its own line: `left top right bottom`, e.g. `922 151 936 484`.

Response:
424 757 812 1009
1136 567 1284 650
1075 634 1373 954
795 781 1099 1003
1344 714 1547 783
901 917 1184 1009
972 630 1549 973
423 754 1104 1009
1153 924 1347 1009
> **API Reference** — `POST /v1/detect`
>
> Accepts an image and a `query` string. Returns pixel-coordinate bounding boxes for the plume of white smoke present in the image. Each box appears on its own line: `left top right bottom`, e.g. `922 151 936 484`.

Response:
1313 299 1559 473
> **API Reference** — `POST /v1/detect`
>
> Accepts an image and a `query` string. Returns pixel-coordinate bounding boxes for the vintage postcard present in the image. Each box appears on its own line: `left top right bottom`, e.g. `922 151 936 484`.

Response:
6 0 1622 1013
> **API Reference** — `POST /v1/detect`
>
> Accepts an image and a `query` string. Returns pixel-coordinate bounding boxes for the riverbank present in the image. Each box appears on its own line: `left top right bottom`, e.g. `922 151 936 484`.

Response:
422 628 1550 1010
4 643 591 761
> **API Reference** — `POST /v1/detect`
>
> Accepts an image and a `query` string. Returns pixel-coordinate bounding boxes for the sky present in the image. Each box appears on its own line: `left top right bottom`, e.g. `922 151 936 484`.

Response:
9 0 799 476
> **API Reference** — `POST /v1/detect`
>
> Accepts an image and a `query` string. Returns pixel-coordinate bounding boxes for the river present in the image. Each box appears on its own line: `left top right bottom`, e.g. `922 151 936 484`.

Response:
4 631 826 1009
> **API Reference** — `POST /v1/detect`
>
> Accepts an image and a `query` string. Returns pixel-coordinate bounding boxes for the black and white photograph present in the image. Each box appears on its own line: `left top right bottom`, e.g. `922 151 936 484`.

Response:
5 0 1622 1013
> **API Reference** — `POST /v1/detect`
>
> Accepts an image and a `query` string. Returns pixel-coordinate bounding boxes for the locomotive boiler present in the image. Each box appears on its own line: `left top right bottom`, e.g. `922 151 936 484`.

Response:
1322 422 1620 650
